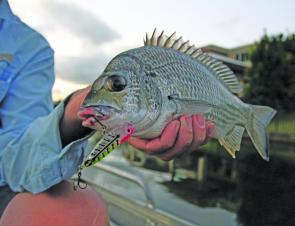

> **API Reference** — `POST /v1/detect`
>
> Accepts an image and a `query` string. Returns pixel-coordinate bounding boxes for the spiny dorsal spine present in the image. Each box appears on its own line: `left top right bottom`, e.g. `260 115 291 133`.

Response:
143 28 243 94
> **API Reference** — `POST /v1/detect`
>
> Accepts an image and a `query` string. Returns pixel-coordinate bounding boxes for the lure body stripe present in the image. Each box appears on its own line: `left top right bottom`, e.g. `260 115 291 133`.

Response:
83 134 120 168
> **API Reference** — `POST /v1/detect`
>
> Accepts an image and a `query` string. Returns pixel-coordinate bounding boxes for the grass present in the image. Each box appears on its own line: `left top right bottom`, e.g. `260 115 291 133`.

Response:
267 112 295 135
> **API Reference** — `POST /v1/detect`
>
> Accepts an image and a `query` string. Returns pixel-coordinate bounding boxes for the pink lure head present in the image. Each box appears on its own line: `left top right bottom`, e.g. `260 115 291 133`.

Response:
119 124 135 144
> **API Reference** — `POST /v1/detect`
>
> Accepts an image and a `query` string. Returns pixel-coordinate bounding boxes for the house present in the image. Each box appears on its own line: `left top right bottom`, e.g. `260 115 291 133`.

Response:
201 44 253 82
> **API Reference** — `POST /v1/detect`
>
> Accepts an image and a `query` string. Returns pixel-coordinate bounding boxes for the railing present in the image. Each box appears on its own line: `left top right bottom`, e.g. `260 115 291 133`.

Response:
81 162 199 226
93 163 155 209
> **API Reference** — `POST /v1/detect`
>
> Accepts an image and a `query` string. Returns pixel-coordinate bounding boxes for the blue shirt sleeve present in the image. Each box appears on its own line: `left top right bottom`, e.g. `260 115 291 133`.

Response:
0 2 91 193
0 45 91 194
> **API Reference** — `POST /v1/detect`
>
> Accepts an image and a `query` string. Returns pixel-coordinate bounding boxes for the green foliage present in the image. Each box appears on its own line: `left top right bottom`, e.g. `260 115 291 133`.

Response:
244 33 295 113
268 112 295 135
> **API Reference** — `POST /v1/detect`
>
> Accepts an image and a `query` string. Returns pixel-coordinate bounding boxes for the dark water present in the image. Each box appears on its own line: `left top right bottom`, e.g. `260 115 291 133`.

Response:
237 154 295 226
160 140 295 226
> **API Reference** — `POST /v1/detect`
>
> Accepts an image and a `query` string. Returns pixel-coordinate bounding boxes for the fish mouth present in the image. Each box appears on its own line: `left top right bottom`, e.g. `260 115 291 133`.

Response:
78 105 115 128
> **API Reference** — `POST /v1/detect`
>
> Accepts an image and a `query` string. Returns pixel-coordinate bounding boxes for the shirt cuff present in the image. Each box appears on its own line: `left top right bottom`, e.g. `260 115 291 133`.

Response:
25 98 94 193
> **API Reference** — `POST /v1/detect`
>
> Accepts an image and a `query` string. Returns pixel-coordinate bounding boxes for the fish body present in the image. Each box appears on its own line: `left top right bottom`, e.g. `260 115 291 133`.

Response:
79 30 276 160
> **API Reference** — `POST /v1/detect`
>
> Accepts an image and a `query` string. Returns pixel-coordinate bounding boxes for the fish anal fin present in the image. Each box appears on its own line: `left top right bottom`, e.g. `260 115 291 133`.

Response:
218 125 245 158
219 139 237 158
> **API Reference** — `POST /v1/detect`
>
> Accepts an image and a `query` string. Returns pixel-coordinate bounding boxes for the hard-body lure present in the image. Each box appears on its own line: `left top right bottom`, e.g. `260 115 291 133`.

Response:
73 124 134 190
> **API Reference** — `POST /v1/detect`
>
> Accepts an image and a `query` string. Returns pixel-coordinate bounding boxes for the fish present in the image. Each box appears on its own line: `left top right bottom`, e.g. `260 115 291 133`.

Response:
78 29 277 161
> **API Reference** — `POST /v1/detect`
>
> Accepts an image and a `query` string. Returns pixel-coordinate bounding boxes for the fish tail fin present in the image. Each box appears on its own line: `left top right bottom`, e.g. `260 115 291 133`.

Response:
245 105 277 161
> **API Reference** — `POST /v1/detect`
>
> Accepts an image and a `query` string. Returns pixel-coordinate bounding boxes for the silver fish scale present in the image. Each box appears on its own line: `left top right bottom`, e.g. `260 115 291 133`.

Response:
155 61 243 132
106 52 162 131
123 46 248 136
135 72 162 131
127 47 225 101
123 71 140 114
105 54 141 73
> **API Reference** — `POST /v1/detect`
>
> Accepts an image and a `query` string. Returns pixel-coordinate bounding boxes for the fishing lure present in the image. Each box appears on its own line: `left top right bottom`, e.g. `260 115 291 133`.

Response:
73 124 135 190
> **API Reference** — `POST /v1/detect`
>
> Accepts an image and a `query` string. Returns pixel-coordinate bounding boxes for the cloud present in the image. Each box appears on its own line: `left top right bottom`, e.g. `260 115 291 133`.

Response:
44 0 120 45
215 16 240 31
55 54 111 84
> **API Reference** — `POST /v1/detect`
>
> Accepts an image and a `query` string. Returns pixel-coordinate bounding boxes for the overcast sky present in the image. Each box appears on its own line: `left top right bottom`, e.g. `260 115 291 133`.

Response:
9 0 295 99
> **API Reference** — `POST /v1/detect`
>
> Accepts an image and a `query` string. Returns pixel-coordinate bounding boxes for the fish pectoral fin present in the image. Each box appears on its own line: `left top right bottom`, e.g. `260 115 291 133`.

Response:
168 95 215 115
218 125 245 158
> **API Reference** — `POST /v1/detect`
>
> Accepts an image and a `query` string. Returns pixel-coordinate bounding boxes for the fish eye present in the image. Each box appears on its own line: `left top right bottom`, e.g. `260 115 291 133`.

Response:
105 75 127 92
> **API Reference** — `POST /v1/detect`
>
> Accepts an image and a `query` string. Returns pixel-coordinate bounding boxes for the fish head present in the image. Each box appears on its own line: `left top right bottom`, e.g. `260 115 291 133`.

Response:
78 53 162 133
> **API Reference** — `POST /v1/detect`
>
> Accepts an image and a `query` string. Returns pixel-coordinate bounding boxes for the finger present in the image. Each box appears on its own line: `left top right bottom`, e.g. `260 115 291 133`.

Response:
128 136 148 150
128 120 180 154
188 114 206 152
204 121 215 143
157 115 193 161
207 121 215 138
143 120 180 154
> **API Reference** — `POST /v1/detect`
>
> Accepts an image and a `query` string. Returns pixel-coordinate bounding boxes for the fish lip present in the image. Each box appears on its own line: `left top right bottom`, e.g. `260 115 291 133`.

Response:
78 105 114 129
79 105 117 121
82 104 121 112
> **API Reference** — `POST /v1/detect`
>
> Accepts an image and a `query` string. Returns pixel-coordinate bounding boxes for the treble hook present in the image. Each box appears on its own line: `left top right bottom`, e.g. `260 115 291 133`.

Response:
73 169 87 190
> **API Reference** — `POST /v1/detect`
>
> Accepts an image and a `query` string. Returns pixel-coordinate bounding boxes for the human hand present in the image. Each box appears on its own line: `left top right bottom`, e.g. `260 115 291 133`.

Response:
128 114 215 161
67 86 91 118
60 86 91 146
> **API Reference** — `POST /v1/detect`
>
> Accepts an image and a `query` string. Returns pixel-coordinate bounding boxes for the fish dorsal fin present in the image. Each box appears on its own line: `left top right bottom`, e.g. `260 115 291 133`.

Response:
144 29 242 94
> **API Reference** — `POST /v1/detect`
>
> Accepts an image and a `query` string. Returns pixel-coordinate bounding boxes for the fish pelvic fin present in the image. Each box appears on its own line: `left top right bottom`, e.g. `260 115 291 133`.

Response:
246 105 277 161
218 125 245 158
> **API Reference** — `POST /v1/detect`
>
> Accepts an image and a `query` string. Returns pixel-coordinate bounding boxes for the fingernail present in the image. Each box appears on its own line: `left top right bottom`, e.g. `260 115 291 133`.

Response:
196 114 205 128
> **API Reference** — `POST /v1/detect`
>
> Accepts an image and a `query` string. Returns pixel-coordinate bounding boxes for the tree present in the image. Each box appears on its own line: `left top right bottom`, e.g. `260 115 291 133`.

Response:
244 33 295 114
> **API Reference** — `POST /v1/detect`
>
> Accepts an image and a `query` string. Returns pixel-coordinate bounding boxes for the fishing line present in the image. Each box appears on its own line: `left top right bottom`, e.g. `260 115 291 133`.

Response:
93 114 107 132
